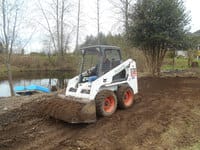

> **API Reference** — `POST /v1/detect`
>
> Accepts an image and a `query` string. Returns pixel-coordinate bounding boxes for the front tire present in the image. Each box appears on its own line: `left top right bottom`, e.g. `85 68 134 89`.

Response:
117 86 134 109
95 90 117 117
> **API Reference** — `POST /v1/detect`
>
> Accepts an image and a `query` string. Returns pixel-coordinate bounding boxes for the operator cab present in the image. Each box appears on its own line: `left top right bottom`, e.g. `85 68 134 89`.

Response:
79 45 123 83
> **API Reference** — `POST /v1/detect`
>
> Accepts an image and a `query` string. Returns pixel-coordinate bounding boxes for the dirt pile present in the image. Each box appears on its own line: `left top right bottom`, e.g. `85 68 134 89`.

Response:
39 96 96 123
0 77 200 150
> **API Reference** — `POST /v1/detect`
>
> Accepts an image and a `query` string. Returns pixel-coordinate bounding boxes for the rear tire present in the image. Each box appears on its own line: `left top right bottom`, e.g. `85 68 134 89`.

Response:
95 90 117 117
117 86 134 109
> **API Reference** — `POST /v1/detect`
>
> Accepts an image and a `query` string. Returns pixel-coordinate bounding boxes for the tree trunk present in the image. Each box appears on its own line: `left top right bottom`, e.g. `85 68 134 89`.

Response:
57 78 65 89
172 49 175 70
156 64 161 76
56 0 61 55
97 0 100 44
75 0 81 51
6 63 15 96
60 0 65 56
125 0 129 37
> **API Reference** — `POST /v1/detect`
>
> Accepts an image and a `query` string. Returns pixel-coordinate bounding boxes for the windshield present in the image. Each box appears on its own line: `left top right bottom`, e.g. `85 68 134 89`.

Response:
82 48 100 72
104 49 121 61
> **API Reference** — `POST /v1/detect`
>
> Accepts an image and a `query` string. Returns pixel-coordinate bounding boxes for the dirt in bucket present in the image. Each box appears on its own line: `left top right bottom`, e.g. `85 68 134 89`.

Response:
39 96 96 123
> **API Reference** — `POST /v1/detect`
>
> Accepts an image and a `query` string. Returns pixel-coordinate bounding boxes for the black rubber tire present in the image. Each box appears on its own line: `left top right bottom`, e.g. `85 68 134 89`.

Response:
95 90 117 117
117 86 134 109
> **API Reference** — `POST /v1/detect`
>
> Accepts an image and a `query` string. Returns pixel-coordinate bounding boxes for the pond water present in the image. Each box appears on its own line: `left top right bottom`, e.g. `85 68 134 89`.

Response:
0 70 74 97
0 78 65 97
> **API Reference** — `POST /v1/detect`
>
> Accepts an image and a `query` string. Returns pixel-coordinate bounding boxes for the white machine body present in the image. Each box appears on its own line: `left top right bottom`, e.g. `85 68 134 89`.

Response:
65 59 138 102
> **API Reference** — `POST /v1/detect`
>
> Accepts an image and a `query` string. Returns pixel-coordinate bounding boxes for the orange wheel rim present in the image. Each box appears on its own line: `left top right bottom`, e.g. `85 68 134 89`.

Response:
124 89 133 106
104 96 115 113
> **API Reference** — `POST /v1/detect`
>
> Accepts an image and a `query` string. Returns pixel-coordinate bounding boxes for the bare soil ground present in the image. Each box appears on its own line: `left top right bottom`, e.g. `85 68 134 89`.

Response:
0 77 200 150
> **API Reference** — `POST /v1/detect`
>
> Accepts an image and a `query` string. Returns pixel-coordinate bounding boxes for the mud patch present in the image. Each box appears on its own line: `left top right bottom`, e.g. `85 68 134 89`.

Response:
0 77 200 150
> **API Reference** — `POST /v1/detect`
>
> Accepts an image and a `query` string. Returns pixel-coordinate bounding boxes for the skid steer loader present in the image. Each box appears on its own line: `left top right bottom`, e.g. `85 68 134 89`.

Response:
41 45 138 123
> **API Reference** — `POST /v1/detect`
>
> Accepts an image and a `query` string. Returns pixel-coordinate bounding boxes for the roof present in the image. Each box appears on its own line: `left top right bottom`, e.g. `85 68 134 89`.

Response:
80 45 120 50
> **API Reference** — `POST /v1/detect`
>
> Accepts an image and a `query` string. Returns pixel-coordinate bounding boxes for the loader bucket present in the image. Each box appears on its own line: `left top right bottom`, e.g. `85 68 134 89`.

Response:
39 94 96 123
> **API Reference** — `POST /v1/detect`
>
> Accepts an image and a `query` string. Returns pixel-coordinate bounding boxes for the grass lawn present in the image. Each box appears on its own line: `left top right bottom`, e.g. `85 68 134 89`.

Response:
162 57 200 71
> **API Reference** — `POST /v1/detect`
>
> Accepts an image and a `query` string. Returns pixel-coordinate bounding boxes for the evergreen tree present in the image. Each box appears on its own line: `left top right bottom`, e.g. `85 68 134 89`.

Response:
128 0 190 75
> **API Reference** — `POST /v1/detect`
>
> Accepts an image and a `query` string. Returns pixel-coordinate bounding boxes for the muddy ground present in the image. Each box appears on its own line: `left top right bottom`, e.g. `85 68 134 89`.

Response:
0 77 200 150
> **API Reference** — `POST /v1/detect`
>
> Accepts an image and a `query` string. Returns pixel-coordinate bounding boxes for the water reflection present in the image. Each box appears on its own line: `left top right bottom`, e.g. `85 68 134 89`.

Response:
0 78 59 97
0 81 11 97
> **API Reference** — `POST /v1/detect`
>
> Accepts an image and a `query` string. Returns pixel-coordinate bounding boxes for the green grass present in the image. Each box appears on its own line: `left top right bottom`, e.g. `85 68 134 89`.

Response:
162 57 200 71
180 141 200 150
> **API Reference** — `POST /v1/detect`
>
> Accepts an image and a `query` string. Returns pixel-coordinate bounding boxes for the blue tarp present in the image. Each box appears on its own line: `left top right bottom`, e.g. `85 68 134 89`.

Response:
14 84 50 94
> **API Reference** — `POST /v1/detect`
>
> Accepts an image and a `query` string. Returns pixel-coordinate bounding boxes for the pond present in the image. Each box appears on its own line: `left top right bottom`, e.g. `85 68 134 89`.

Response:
0 78 63 97
0 71 74 97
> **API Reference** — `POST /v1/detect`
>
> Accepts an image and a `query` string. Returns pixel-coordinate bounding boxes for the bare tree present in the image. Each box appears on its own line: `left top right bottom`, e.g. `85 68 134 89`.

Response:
97 0 100 44
109 0 134 36
75 0 80 51
0 0 24 96
38 0 73 57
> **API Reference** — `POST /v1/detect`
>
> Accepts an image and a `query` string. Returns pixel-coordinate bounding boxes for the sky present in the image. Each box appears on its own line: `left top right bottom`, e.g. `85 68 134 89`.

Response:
24 0 200 53
185 0 200 32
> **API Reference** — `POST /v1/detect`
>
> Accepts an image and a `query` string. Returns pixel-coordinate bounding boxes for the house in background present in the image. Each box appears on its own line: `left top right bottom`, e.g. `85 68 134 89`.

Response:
176 44 200 60
176 50 188 58
196 44 200 60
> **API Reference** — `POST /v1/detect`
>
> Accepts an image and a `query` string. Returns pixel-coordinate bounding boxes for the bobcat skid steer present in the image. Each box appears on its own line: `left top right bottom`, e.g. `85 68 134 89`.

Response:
41 45 138 123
